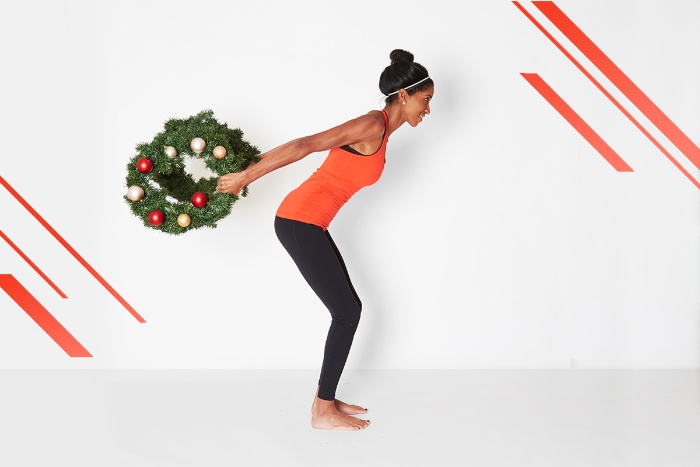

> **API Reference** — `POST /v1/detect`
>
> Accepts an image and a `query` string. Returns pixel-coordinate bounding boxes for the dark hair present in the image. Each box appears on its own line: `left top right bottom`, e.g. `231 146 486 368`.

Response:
379 49 433 104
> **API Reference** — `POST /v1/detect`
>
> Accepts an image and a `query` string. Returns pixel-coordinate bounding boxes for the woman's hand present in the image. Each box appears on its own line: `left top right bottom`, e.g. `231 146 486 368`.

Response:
215 171 248 196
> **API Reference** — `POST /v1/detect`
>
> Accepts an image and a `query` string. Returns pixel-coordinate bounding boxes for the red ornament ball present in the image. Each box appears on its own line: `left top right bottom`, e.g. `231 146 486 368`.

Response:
148 210 165 226
136 158 153 173
191 192 208 208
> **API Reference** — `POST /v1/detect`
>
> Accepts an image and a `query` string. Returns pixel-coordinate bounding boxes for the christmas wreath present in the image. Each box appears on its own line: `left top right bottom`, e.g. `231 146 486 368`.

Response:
124 110 260 235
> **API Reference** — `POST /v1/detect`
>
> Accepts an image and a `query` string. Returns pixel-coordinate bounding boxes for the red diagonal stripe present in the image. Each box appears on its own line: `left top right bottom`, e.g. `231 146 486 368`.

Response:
0 175 145 322
533 1 700 172
0 230 68 298
513 1 700 189
522 73 633 172
0 274 92 357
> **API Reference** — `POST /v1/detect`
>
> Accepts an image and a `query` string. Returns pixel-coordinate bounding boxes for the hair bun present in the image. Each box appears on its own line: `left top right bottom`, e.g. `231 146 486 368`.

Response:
389 49 414 65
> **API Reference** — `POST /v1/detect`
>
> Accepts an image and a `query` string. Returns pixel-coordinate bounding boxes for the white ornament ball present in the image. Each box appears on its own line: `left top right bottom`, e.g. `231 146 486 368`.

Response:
190 137 206 154
213 146 227 160
126 185 145 202
164 146 177 159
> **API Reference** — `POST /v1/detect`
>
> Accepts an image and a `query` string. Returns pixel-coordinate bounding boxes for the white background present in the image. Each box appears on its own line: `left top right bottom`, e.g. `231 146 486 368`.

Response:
0 0 698 369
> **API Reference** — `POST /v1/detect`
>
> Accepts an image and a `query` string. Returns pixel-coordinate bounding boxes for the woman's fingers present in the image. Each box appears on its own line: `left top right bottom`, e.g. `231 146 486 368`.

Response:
215 174 244 196
214 184 239 195
217 177 228 192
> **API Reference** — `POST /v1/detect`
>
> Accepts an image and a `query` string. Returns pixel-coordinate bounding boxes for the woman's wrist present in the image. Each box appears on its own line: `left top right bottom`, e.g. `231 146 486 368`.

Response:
242 166 258 186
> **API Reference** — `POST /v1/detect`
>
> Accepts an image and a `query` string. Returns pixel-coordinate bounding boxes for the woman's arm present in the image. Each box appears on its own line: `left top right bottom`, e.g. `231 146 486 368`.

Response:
215 112 385 195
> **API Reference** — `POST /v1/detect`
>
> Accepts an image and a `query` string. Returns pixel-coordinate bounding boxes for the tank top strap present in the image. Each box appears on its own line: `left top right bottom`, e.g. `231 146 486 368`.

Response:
381 110 388 146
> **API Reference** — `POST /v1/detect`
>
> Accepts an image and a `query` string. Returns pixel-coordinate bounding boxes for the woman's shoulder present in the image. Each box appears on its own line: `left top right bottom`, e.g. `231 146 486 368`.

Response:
354 110 386 134
364 109 386 122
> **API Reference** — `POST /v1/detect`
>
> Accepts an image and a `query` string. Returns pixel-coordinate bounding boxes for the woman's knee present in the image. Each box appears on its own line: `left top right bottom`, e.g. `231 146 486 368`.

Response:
331 303 362 327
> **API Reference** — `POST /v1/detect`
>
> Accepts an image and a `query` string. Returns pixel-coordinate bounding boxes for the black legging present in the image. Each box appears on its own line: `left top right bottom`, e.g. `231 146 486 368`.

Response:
274 216 362 401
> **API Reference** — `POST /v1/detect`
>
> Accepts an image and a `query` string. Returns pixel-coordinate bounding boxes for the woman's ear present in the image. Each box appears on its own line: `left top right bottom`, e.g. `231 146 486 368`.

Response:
397 89 408 104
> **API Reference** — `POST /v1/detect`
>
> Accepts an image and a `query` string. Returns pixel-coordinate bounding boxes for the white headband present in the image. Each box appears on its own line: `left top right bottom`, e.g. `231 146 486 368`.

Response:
384 76 432 98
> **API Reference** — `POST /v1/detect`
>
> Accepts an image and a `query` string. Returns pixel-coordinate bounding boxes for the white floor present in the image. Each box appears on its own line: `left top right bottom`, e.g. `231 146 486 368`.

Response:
1 370 699 467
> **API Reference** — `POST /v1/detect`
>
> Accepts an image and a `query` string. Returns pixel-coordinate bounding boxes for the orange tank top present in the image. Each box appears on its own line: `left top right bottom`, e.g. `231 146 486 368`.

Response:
276 111 388 230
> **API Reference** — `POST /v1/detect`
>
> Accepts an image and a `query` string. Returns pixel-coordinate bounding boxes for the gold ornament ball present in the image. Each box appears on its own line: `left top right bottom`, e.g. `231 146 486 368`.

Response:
190 137 206 154
164 146 177 159
126 185 145 202
213 146 227 160
177 214 192 228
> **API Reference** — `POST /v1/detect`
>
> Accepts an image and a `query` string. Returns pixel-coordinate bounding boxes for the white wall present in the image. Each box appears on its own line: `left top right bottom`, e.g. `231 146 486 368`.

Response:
1 0 698 369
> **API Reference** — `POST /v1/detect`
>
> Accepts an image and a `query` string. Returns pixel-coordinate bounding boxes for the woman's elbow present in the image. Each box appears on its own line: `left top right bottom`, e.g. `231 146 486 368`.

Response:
295 137 316 159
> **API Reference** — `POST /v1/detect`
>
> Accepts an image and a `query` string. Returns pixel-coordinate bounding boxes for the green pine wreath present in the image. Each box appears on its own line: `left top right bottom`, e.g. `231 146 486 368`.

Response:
124 110 260 235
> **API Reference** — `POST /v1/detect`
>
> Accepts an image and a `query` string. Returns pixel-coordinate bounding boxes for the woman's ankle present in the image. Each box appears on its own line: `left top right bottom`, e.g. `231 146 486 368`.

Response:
313 397 336 411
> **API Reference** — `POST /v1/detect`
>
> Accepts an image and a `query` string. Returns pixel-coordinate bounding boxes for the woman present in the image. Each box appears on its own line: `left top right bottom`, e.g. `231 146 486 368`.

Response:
216 49 433 430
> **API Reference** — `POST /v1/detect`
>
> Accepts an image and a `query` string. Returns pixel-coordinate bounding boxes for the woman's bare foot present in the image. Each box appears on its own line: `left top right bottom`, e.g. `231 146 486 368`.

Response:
311 397 370 430
333 398 368 415
311 386 368 415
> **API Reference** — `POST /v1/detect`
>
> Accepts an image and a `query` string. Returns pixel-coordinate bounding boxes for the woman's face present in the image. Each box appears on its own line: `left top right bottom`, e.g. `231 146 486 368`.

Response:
404 85 434 127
